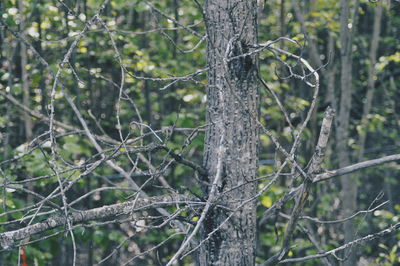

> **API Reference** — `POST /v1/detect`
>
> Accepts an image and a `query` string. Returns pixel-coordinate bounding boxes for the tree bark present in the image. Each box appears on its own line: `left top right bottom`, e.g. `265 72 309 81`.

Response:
198 1 259 265
336 1 358 265
325 32 337 112
357 4 383 161
292 1 323 70
18 0 33 141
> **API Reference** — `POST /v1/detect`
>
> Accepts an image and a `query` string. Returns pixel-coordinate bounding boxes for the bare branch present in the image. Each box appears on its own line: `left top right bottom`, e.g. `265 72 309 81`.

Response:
0 194 196 250
314 154 400 183
279 222 400 264
262 107 334 265
261 154 400 225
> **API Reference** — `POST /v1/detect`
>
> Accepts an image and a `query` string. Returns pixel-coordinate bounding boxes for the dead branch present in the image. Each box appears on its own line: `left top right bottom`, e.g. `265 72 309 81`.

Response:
0 194 196 250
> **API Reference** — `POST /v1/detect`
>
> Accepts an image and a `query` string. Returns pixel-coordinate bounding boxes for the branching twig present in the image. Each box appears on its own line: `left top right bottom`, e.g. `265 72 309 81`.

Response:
279 222 400 264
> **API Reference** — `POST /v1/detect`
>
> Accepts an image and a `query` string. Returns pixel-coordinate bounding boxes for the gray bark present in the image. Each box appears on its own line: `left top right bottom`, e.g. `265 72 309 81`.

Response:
325 32 337 112
198 0 259 265
0 194 193 249
357 4 383 161
336 1 358 265
18 0 33 140
292 1 324 70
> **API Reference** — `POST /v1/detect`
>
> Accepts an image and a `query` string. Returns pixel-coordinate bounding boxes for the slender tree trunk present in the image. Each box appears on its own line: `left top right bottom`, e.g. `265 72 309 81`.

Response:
173 0 179 58
0 1 4 62
292 1 323 71
325 32 337 112
18 0 35 228
198 0 259 265
33 0 47 115
18 0 33 140
357 4 383 161
337 1 357 265
280 0 285 39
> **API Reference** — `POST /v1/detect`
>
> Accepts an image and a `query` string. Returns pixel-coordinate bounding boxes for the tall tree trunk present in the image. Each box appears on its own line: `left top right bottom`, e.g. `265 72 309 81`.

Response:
292 1 323 70
33 0 47 115
173 0 180 58
18 0 33 141
198 0 259 265
325 32 337 112
336 1 358 265
357 4 383 161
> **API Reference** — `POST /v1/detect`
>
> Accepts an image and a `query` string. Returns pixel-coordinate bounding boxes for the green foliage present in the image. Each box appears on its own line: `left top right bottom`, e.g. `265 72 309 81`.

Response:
376 243 400 265
0 0 399 264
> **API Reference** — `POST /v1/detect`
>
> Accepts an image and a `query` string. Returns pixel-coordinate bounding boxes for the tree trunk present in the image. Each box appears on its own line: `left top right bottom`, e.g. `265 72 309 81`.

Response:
18 0 33 141
337 1 358 265
357 4 383 161
325 32 337 112
198 0 259 265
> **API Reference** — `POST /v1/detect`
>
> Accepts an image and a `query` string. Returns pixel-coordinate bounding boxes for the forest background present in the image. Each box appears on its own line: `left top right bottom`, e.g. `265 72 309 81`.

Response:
0 0 399 265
